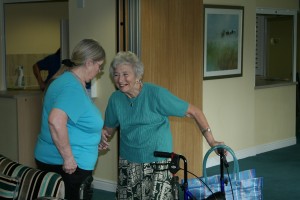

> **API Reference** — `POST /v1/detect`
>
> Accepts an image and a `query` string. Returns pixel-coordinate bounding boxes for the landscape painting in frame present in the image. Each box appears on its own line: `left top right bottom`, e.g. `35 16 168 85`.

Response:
204 5 244 79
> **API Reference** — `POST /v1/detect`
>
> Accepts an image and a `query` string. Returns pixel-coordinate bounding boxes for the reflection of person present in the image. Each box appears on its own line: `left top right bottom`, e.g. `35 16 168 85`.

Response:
34 39 106 200
99 51 225 199
33 48 61 90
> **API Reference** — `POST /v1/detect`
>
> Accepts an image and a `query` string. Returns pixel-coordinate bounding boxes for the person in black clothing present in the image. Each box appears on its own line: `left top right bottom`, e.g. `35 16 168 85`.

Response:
33 48 61 90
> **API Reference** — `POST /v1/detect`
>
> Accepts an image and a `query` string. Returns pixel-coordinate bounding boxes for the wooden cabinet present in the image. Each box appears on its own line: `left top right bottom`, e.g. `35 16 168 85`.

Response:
0 91 43 167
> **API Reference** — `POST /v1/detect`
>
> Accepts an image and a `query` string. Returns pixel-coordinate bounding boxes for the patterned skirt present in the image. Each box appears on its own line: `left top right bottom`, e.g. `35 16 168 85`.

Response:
116 157 174 200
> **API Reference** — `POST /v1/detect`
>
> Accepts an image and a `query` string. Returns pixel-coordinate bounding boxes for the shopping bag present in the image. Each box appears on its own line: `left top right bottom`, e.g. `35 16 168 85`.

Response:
186 145 263 200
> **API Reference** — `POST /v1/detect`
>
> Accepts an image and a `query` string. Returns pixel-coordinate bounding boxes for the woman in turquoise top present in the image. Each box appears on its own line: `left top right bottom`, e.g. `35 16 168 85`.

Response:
34 39 106 200
100 51 225 199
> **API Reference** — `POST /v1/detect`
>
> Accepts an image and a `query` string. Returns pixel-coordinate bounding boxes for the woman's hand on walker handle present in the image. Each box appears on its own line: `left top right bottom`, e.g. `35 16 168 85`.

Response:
211 141 228 156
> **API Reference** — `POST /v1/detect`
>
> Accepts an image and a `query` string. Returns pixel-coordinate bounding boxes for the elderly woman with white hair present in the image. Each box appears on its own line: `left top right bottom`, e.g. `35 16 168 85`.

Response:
100 51 224 199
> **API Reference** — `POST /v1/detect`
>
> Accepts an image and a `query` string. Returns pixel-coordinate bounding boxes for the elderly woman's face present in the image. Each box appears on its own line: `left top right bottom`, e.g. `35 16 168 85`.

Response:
113 64 139 94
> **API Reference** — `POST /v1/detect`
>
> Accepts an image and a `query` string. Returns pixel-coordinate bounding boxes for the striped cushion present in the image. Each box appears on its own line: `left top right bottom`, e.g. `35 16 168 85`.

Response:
0 173 19 199
0 155 65 200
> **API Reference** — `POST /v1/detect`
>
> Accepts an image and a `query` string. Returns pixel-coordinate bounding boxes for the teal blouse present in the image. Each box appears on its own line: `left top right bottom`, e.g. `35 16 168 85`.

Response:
104 83 188 163
35 72 103 170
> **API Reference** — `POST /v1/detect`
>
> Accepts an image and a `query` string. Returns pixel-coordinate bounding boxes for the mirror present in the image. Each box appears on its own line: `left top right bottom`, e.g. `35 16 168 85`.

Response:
255 8 297 87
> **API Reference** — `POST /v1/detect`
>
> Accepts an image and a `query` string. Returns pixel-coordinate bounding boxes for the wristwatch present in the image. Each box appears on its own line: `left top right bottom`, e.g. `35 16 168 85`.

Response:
201 127 211 134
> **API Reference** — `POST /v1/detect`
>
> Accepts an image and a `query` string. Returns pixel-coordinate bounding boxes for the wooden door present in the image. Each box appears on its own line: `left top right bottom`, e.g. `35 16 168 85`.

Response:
140 0 204 178
118 0 204 178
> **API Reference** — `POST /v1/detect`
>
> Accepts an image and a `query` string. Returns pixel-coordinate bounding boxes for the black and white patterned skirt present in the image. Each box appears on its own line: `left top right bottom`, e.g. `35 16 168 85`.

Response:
116 157 175 200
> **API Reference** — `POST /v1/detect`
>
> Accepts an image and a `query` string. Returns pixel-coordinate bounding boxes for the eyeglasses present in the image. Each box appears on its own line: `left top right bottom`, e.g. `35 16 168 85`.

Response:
95 61 104 72
99 64 104 72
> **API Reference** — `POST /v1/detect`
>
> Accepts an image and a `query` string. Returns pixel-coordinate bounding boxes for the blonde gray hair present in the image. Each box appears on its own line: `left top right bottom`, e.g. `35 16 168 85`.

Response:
46 39 105 90
71 39 106 66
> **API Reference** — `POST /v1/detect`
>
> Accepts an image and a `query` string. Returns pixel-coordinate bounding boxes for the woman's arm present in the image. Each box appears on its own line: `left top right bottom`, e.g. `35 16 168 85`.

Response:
185 104 223 147
32 63 46 90
48 108 77 174
99 126 116 151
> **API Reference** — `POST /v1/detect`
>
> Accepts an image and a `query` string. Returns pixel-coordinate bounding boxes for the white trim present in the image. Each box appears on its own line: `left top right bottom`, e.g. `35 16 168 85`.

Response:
256 8 297 15
206 137 297 168
92 177 117 193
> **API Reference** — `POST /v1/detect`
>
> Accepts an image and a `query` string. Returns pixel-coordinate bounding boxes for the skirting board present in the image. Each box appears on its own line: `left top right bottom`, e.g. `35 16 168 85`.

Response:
205 136 297 168
92 136 297 192
92 177 117 193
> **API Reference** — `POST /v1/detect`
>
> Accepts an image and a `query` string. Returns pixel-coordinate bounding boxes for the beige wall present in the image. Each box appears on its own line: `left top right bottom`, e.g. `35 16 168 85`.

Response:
254 0 298 146
255 86 296 143
0 2 4 90
5 2 68 54
4 2 68 88
68 0 118 182
202 0 257 153
202 0 298 156
256 0 298 9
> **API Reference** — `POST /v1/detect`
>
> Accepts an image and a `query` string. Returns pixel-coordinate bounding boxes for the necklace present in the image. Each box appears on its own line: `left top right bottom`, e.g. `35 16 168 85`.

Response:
127 83 143 107
70 71 90 98
71 71 86 87
128 98 136 107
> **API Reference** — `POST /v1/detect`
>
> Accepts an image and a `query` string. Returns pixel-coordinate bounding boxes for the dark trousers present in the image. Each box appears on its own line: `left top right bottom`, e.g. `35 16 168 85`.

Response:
35 159 93 200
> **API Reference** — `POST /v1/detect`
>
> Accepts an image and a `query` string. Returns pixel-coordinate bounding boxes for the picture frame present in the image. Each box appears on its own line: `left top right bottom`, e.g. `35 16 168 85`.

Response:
203 5 244 79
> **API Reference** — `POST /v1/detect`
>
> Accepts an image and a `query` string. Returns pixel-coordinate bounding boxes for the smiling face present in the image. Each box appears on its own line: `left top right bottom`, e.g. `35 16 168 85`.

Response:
113 63 141 97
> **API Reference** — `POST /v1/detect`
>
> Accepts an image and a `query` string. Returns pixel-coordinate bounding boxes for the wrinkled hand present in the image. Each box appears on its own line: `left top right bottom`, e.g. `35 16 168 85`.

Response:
62 157 77 174
211 141 228 156
99 129 111 151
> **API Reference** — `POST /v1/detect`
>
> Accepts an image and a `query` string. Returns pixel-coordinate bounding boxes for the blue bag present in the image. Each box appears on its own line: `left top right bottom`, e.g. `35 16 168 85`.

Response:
186 145 263 200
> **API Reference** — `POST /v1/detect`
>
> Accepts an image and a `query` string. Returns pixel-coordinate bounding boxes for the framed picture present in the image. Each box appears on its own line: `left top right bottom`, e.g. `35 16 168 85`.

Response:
203 5 244 79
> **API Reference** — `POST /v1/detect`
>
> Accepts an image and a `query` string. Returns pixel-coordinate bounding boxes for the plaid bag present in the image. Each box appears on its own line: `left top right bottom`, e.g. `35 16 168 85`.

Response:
186 145 263 200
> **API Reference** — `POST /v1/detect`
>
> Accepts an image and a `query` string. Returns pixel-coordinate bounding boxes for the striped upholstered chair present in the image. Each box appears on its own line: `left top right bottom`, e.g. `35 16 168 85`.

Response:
0 154 65 200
